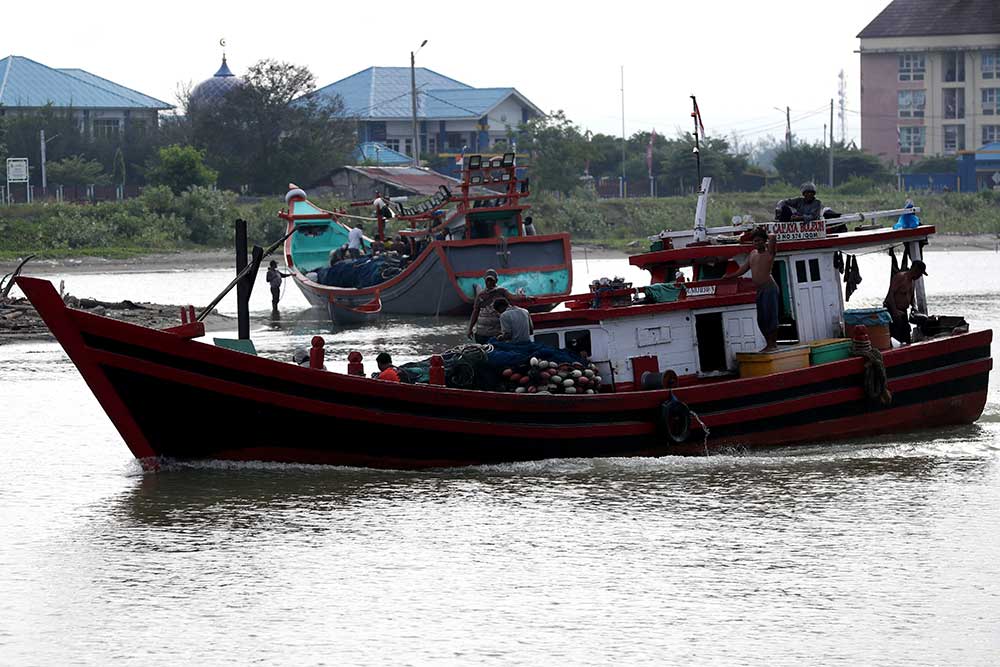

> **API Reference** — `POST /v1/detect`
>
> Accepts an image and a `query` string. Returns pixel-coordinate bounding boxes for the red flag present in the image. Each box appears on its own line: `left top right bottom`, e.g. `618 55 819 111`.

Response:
646 128 656 177
691 99 706 137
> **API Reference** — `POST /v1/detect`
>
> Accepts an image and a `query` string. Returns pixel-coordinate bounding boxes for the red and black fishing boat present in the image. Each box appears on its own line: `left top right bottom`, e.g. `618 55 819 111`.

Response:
14 178 991 469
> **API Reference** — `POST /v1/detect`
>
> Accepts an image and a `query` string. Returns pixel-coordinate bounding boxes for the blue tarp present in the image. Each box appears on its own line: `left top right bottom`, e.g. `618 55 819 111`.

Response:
486 341 584 368
314 257 393 288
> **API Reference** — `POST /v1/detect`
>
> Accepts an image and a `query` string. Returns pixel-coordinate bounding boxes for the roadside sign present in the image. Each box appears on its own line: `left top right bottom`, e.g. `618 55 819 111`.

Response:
6 158 29 183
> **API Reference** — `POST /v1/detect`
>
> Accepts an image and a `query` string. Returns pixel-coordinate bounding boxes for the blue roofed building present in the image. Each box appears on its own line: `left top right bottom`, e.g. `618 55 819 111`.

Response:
312 67 544 159
0 55 173 137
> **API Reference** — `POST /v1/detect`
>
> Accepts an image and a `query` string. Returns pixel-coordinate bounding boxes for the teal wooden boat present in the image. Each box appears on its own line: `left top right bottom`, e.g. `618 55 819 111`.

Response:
281 154 572 318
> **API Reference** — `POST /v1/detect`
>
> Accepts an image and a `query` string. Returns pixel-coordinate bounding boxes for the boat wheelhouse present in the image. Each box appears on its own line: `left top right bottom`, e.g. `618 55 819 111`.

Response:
533 217 936 390
283 153 572 320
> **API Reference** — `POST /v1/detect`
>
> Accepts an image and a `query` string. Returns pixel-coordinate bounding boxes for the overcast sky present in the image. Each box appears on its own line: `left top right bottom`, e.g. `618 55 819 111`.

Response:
5 0 886 148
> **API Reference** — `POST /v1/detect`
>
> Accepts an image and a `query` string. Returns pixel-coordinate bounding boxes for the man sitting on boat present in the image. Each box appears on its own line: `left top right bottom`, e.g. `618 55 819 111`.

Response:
884 260 927 345
375 352 401 382
467 269 519 344
493 298 534 343
776 183 822 222
724 228 780 352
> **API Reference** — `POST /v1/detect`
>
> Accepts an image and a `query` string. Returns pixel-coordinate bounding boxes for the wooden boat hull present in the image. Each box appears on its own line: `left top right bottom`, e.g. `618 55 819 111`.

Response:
329 295 381 326
288 233 572 317
17 276 992 469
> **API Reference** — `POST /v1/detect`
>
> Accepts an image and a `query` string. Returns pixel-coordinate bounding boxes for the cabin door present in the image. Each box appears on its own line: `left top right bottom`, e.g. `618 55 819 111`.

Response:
791 255 831 343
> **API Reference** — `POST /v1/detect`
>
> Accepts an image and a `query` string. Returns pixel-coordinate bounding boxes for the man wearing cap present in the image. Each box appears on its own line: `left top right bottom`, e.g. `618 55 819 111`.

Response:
884 260 927 344
776 183 823 223
467 269 517 344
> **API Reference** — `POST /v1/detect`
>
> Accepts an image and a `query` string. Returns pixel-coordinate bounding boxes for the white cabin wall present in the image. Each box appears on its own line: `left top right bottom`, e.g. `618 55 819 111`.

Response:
787 252 844 342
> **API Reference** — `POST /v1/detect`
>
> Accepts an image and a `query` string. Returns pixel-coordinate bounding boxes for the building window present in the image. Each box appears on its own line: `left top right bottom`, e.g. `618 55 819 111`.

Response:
445 132 464 152
898 54 925 81
404 138 413 156
898 90 925 118
493 137 508 148
899 126 925 154
93 118 120 138
427 136 437 155
384 139 400 152
943 125 965 153
943 88 965 119
943 52 965 82
983 51 1000 80
983 89 1000 116
128 119 148 137
368 122 387 142
984 125 1000 145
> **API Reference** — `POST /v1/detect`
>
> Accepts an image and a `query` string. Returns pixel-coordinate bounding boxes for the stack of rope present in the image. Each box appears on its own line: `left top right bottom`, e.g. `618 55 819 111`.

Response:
851 325 892 406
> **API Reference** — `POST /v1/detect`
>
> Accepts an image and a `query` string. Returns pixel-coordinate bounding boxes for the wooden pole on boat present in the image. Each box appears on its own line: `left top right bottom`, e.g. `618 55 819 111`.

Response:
690 96 702 184
235 219 250 339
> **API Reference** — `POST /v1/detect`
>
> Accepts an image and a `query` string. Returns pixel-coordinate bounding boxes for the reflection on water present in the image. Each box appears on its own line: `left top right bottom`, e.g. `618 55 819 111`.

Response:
2 252 1000 664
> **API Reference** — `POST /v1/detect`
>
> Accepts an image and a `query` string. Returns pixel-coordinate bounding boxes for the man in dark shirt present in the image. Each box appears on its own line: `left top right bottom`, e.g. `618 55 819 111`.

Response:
776 182 822 222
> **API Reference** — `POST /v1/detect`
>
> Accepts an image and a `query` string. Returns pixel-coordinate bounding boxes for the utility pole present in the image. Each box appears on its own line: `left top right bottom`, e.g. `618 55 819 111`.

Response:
785 106 792 151
620 65 626 198
40 130 47 192
410 40 427 167
829 99 835 188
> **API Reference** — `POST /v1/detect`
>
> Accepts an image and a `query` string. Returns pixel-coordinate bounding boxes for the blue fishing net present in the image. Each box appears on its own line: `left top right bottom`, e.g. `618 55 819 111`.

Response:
313 257 393 288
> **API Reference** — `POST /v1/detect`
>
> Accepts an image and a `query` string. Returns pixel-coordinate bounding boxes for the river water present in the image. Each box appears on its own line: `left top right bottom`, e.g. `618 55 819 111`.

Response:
1 251 999 665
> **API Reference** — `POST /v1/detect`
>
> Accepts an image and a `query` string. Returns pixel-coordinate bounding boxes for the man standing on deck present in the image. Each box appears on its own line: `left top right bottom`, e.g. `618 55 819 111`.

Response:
724 227 780 352
884 260 927 345
467 269 516 344
776 183 822 222
348 221 366 259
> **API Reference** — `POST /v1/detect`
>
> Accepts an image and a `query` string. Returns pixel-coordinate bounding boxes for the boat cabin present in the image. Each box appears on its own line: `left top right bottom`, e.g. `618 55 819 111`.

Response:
532 180 933 391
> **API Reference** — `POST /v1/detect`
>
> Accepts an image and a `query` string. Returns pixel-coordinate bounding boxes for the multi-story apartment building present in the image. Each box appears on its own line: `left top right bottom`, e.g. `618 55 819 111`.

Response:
858 0 1000 164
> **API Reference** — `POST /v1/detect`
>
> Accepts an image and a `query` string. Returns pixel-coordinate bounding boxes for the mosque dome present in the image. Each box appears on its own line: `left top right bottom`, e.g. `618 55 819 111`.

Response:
190 56 242 107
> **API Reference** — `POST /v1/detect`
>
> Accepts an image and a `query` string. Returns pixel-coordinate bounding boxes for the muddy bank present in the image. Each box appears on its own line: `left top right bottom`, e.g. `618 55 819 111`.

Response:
0 292 234 345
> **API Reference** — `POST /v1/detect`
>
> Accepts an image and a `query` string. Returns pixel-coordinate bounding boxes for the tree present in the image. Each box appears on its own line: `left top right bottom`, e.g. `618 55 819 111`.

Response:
112 148 127 187
657 133 751 195
45 155 110 186
905 155 959 173
518 110 591 194
189 59 355 194
146 145 217 194
773 141 892 188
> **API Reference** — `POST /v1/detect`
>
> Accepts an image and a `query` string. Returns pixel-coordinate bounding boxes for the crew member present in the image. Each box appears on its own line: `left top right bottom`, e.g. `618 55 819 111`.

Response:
776 182 822 222
883 260 927 345
493 298 533 343
348 221 366 259
467 269 517 344
375 352 401 382
265 260 290 315
724 228 779 351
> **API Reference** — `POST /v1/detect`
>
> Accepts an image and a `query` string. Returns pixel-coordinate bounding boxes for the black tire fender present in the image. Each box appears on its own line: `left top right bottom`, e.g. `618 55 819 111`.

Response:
661 398 691 443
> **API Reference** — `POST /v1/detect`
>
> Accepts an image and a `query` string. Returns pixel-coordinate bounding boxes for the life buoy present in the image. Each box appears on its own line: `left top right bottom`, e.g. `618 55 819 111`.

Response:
661 398 691 443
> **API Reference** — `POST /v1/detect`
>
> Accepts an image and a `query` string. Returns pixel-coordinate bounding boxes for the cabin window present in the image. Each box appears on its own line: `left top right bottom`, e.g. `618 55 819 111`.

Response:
534 332 559 348
808 258 821 281
565 330 592 357
695 313 728 373
795 260 808 283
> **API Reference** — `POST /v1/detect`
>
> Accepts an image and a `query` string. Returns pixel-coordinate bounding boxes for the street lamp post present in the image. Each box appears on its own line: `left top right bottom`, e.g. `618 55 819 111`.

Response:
410 40 428 167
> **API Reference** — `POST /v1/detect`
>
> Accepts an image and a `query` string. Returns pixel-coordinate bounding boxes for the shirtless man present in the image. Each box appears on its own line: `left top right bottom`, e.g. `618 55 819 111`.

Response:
725 227 779 351
883 260 926 344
